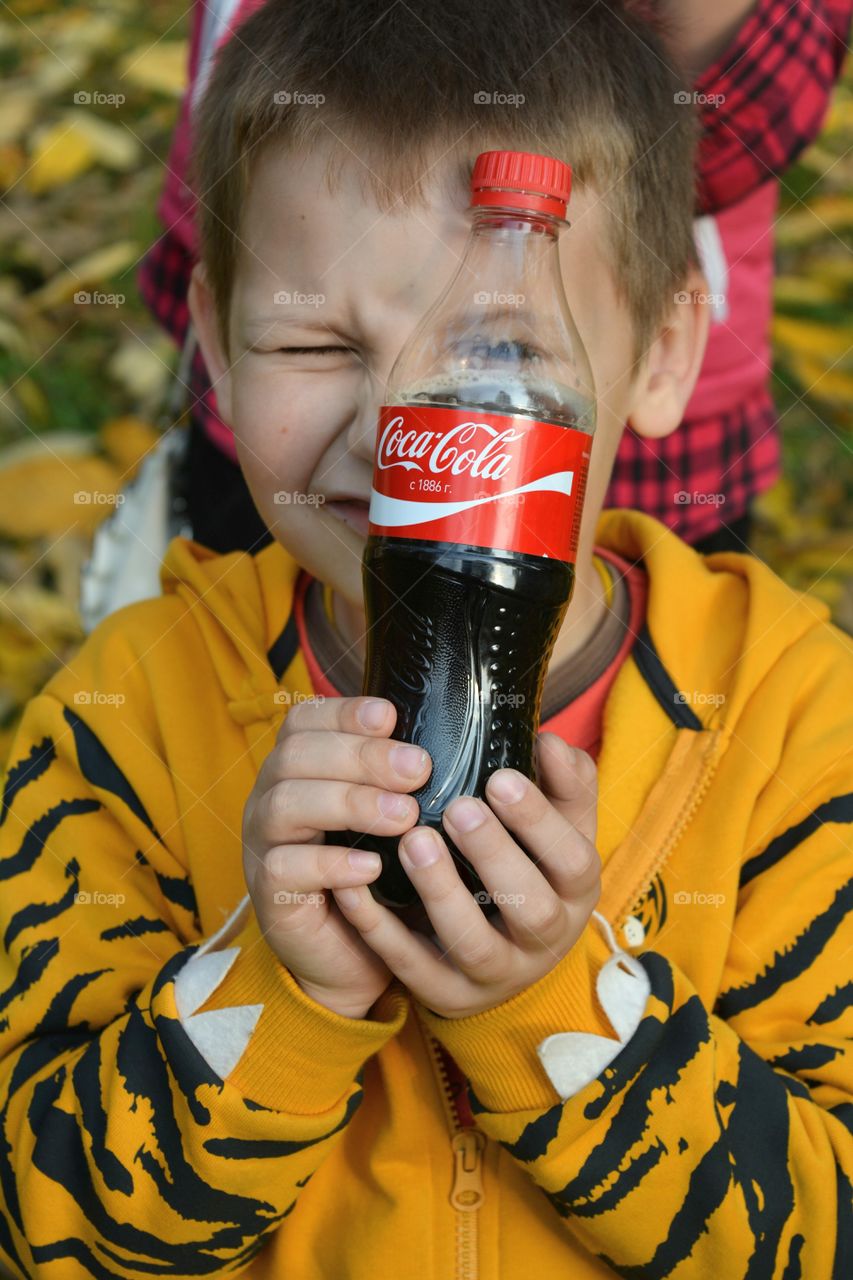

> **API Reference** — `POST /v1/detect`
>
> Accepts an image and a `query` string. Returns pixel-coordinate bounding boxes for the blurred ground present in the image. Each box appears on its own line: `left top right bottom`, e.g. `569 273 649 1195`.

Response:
0 0 851 761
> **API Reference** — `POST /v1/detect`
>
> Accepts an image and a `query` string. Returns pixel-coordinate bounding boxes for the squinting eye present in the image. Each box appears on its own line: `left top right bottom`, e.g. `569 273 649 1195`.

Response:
278 346 354 355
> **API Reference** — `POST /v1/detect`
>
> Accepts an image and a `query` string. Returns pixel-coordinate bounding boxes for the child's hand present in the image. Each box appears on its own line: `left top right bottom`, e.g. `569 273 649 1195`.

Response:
242 695 430 1019
332 733 601 1018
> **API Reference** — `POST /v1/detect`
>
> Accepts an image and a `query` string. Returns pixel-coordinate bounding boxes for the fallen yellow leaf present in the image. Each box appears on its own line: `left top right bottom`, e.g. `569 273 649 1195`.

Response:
25 121 94 194
119 41 188 96
100 415 161 474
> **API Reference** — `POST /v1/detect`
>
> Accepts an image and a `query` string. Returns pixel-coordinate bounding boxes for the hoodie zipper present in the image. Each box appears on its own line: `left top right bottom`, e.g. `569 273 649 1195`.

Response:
425 1031 485 1280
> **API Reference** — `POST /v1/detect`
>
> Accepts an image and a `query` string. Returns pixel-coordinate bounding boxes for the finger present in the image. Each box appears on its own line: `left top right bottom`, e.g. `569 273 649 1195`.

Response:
276 694 397 744
536 733 598 844
396 825 515 977
442 791 572 949
332 883 473 1005
246 844 383 924
258 728 431 796
252 777 419 848
482 767 600 899
260 843 383 896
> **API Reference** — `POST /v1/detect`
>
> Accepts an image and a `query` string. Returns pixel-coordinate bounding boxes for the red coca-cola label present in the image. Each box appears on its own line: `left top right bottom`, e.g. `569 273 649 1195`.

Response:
368 403 591 561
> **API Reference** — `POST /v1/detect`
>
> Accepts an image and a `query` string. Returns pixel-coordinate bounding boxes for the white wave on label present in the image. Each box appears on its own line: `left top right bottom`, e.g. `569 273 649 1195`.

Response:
369 469 575 526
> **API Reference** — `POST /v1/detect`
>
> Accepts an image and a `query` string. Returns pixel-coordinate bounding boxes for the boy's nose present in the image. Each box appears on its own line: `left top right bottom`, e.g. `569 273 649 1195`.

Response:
344 402 382 465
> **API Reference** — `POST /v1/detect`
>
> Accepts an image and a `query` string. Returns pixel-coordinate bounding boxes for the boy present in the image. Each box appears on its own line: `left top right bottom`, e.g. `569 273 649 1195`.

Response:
1 2 851 1277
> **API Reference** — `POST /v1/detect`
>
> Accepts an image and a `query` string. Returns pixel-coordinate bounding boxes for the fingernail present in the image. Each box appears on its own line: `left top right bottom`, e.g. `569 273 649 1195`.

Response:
359 698 388 729
446 797 485 832
378 791 413 818
402 828 440 868
390 743 428 778
347 850 381 874
488 769 526 803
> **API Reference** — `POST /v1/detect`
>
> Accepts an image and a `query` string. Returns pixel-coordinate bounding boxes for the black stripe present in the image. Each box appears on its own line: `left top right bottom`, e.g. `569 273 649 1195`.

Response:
741 793 853 887
99 916 171 943
62 708 162 841
717 878 853 1018
0 737 55 826
808 982 853 1026
0 797 100 882
769 1043 842 1073
632 621 703 730
134 849 199 924
3 856 80 951
267 612 299 681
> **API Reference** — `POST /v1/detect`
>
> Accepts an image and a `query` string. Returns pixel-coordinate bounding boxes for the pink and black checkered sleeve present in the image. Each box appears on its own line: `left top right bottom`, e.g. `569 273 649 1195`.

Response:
695 0 853 213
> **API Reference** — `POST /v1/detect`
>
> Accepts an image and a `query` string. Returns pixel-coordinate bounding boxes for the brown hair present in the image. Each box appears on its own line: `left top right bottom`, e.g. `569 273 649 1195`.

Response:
190 0 699 365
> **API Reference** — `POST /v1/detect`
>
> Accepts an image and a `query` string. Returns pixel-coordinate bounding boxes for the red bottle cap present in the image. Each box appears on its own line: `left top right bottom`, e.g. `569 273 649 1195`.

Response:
470 150 572 218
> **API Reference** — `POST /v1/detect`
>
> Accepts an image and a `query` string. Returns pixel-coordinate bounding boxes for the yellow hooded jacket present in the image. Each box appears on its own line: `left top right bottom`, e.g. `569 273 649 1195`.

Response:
0 509 851 1279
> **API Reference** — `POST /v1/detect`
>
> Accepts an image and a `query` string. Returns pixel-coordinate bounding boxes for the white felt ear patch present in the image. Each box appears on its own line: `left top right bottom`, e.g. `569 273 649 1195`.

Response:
174 947 241 1019
536 911 651 1101
182 1004 264 1080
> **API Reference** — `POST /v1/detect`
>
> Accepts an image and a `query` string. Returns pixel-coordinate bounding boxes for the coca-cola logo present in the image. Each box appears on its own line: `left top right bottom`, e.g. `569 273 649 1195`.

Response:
377 414 523 482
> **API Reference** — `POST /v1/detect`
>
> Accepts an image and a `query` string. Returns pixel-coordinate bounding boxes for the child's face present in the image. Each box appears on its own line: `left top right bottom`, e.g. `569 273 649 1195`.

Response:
192 140 667 608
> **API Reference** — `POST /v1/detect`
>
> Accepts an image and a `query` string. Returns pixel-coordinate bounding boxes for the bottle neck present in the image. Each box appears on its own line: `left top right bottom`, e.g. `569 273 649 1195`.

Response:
468 205 566 239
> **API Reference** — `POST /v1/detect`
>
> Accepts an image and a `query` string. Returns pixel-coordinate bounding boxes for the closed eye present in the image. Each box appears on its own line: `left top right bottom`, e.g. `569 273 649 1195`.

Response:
278 345 354 355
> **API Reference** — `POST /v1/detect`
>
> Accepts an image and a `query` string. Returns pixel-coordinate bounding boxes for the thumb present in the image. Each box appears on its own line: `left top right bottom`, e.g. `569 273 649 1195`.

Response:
536 732 598 845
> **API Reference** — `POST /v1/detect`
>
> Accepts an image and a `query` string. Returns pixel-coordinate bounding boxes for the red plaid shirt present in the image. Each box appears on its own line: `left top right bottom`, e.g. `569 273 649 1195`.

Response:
137 0 853 541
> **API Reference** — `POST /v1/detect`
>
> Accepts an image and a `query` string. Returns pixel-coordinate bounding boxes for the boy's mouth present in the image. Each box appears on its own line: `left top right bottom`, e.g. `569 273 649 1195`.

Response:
323 498 371 537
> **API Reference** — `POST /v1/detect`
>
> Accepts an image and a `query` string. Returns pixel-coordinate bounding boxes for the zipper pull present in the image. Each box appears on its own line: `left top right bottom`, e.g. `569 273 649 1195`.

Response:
450 1130 485 1210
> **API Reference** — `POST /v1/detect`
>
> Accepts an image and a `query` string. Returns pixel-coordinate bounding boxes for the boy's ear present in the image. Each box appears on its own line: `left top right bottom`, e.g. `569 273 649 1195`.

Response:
187 261 234 426
626 264 712 440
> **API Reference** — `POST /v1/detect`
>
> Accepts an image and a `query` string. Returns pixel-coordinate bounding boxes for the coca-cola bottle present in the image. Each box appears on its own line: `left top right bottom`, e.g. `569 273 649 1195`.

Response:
340 150 595 913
